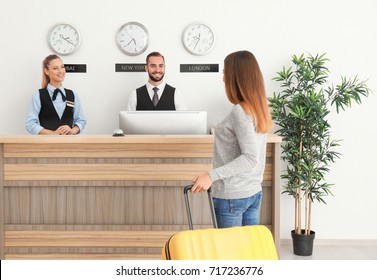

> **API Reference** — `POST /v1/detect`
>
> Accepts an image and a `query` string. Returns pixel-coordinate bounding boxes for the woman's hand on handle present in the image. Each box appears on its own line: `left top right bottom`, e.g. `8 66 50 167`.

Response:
191 172 212 193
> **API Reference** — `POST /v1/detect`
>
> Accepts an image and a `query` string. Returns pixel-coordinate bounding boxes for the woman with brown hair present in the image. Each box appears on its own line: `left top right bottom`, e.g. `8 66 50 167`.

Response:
191 50 272 228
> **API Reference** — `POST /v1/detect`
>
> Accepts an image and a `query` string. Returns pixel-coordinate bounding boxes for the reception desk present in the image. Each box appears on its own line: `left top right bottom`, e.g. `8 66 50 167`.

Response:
0 134 281 259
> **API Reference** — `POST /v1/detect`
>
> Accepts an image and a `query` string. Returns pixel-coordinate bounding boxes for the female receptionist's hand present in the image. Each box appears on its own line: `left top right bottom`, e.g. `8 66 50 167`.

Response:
56 125 72 135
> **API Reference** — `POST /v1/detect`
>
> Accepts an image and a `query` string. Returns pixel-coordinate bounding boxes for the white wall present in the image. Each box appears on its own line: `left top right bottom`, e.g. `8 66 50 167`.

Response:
1 0 376 240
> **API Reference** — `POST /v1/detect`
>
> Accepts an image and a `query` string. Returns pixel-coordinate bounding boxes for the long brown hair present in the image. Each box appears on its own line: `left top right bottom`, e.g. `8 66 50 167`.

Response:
41 54 61 88
223 50 272 133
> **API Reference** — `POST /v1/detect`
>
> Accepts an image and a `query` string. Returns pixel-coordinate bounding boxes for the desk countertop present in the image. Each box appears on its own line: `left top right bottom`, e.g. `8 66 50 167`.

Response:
0 134 281 144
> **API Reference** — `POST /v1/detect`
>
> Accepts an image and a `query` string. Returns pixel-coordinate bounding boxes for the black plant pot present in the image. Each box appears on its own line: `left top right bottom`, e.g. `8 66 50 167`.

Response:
291 230 315 256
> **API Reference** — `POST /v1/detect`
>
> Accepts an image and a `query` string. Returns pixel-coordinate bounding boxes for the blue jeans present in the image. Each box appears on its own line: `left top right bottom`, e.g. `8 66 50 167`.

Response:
213 191 262 228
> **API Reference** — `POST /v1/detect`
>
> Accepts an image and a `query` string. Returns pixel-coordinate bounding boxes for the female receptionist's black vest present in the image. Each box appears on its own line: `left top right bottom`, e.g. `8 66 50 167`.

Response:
38 88 75 130
136 84 176 110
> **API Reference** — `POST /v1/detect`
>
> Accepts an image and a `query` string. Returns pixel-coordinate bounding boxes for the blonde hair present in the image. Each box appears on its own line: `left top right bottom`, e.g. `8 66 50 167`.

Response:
41 54 61 88
223 50 272 133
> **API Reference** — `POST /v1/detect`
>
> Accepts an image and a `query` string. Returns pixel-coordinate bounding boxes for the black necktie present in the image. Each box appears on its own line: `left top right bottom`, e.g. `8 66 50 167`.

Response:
52 88 66 101
152 87 159 106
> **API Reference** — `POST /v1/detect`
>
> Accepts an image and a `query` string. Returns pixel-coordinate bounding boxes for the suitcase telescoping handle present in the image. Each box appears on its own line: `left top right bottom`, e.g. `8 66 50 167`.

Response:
183 184 218 230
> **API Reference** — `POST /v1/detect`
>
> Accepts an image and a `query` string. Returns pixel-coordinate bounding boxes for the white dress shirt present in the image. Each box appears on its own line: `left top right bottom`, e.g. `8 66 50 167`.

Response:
126 81 187 111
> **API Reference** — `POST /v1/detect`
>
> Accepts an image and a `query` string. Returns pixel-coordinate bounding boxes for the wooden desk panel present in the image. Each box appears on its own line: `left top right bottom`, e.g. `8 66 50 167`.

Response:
0 135 281 260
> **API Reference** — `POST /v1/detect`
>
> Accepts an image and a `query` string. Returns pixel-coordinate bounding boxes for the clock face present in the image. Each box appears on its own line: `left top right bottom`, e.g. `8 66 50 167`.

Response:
48 23 81 55
116 22 149 56
182 23 215 55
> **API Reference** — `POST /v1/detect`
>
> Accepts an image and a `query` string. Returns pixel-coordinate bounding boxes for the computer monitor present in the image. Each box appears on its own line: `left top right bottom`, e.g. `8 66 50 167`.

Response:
119 111 208 135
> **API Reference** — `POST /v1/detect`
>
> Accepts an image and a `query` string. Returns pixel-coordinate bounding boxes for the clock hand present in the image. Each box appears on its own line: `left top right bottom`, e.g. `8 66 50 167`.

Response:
127 38 136 46
60 34 73 45
193 34 201 50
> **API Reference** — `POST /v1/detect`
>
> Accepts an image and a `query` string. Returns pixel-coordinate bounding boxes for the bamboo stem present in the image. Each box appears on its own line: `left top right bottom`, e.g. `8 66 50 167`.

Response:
308 199 312 234
296 188 301 234
296 134 303 234
305 187 309 234
294 193 297 232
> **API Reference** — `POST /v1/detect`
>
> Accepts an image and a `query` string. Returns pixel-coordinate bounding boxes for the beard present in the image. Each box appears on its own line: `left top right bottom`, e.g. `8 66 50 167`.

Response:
148 72 165 82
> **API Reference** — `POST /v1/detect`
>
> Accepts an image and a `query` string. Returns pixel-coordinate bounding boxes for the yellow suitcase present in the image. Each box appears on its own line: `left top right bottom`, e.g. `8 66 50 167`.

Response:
162 185 278 260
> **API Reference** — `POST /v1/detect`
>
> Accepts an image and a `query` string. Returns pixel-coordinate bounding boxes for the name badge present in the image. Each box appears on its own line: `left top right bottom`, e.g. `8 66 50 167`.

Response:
66 101 75 108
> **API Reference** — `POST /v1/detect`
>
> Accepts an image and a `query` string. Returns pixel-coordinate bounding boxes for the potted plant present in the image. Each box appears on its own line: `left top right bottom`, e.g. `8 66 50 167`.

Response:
268 53 371 256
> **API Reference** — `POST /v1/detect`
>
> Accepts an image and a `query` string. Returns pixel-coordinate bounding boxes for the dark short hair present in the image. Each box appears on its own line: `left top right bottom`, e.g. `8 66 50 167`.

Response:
146 52 165 64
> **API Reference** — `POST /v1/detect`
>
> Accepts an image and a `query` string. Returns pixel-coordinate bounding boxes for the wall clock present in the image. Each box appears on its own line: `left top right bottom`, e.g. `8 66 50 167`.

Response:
182 22 215 55
48 23 81 55
116 22 149 56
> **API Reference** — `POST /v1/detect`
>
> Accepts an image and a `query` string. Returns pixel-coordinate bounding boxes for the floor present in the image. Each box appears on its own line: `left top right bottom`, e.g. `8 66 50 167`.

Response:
279 242 377 260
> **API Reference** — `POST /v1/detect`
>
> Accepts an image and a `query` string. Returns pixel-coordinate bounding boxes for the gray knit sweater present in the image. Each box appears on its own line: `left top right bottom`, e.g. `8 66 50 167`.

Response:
208 104 267 199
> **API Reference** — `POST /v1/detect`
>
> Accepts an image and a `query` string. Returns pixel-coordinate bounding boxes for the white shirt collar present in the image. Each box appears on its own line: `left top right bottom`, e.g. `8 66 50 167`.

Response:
147 81 165 91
